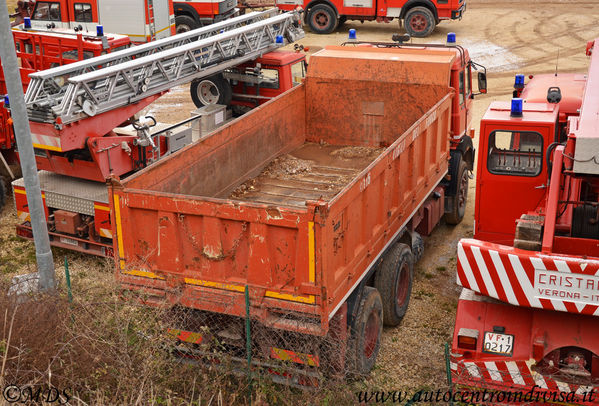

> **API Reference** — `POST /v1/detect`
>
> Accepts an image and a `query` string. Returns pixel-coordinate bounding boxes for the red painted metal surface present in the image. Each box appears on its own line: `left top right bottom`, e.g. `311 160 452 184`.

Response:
111 46 457 336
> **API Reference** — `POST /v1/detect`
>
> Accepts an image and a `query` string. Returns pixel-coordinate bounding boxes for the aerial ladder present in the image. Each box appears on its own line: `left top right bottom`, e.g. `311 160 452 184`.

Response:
12 9 304 256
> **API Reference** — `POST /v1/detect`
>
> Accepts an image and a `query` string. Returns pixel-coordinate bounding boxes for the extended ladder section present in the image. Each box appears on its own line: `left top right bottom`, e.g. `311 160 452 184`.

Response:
25 10 304 124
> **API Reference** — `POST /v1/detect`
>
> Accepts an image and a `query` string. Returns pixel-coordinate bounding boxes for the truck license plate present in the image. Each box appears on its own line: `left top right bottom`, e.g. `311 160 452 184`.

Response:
60 237 79 246
482 332 514 356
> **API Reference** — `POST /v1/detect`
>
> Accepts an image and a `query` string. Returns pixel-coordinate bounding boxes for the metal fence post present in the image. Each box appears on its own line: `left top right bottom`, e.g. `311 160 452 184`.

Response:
0 4 55 290
245 285 252 404
445 342 454 406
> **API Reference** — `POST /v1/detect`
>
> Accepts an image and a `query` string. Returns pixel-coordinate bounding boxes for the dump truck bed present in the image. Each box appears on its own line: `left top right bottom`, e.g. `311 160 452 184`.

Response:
111 46 455 335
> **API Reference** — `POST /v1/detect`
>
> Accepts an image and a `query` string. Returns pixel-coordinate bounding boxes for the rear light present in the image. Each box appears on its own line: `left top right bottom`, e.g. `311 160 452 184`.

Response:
457 328 479 350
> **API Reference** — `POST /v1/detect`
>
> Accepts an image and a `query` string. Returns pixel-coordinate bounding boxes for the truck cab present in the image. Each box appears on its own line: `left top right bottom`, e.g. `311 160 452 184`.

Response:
474 74 586 245
277 0 466 36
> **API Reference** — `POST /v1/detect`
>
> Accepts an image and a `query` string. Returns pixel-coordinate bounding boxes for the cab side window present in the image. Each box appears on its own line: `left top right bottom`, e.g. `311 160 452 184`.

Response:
488 130 543 176
74 3 93 22
33 2 61 21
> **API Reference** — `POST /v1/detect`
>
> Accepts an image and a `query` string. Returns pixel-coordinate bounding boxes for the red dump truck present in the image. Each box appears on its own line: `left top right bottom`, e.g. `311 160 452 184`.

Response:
110 40 486 381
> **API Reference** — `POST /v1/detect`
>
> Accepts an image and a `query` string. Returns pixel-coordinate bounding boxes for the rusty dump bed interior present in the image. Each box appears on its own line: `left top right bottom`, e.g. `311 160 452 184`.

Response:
123 46 454 207
227 143 383 207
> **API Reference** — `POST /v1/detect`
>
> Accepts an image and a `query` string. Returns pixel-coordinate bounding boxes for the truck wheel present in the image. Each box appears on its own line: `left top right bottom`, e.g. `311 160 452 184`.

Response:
348 287 383 376
190 74 232 108
0 176 6 210
404 7 436 38
176 15 199 33
374 243 414 327
445 159 468 225
307 4 338 34
412 232 424 263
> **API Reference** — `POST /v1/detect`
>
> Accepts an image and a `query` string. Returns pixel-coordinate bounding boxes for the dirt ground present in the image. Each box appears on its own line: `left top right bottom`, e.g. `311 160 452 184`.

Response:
2 0 599 400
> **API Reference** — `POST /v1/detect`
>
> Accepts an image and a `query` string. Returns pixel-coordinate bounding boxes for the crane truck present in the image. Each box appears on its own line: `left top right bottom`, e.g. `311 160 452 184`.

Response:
11 10 305 256
108 33 486 384
450 38 599 403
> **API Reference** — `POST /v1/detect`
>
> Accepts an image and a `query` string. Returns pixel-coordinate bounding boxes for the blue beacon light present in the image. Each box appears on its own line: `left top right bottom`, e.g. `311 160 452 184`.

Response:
511 98 523 117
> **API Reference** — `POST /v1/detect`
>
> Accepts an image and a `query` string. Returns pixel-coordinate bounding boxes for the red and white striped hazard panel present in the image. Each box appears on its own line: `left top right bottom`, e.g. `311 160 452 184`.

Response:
451 357 598 398
457 239 599 316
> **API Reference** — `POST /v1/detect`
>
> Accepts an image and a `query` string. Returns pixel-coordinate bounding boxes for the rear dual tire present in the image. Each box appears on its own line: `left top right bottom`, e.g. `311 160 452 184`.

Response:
348 286 383 376
375 243 414 327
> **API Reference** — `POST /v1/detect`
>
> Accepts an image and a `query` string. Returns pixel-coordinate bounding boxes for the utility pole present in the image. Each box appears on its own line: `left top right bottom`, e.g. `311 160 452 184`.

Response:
0 6 55 290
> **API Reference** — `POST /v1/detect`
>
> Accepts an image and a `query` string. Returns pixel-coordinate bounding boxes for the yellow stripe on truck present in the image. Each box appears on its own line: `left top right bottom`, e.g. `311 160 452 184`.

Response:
308 221 315 283
32 143 62 152
113 194 125 269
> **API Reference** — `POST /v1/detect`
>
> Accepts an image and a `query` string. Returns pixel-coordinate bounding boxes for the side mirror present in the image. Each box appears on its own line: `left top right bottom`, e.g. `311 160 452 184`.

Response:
478 72 487 94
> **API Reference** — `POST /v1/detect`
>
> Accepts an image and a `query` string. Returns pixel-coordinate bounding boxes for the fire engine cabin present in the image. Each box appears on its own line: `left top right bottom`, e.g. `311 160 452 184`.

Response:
451 39 599 399
27 0 175 43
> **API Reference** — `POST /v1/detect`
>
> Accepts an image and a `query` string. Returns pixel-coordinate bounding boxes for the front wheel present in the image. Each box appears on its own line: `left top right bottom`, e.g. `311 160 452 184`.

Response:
404 6 436 38
307 4 338 34
190 74 232 108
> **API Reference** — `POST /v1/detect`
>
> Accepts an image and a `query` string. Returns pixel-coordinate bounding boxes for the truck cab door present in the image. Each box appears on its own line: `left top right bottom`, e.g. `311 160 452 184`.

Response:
475 126 550 244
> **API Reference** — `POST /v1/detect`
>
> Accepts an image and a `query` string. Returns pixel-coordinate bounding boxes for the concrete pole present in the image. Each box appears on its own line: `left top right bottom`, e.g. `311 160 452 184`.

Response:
0 6 55 290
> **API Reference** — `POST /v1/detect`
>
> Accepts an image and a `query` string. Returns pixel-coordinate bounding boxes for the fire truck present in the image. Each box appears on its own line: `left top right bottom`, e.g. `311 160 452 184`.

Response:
450 39 599 403
24 0 175 43
0 23 131 209
11 10 305 256
277 0 466 36
20 0 238 41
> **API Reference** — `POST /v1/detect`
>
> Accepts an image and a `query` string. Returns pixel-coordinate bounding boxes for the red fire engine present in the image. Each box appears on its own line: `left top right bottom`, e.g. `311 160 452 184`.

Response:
18 0 238 41
277 0 466 36
24 0 175 43
450 38 599 403
0 23 131 209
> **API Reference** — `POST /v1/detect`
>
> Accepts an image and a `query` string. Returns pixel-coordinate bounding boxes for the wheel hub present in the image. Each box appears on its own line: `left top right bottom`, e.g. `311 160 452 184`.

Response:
409 15 426 32
364 309 380 358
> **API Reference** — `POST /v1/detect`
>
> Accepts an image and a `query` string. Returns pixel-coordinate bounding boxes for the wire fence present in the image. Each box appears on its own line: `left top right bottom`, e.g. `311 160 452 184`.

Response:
0 260 363 405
